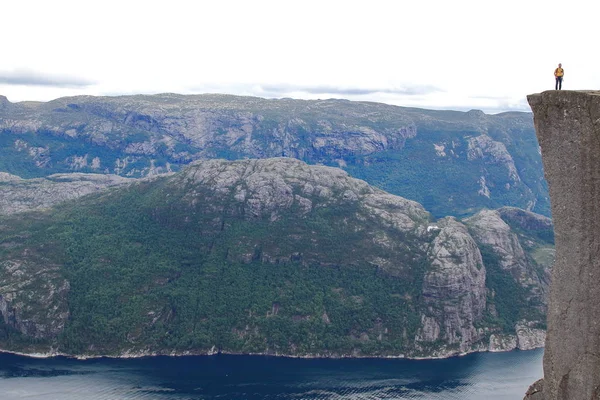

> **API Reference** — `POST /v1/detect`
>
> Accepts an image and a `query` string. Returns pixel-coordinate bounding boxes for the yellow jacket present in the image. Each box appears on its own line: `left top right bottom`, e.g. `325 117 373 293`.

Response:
555 67 564 77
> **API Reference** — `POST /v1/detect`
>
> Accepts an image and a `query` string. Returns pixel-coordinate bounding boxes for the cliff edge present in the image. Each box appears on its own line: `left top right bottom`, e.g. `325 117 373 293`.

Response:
525 90 600 399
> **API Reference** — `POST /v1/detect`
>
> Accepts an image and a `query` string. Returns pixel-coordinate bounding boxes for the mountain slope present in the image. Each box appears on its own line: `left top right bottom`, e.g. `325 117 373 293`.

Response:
0 158 551 357
0 94 547 217
0 172 134 215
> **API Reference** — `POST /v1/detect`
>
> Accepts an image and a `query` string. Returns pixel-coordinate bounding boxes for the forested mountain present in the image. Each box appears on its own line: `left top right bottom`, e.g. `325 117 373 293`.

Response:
0 158 552 358
0 94 546 218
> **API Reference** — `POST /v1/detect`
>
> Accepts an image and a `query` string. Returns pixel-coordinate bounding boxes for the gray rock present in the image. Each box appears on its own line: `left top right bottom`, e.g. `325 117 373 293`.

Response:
465 209 550 308
176 157 428 228
0 260 69 339
0 172 21 182
0 173 134 215
498 207 553 232
515 321 546 350
524 90 600 399
524 379 545 400
417 217 486 352
487 320 546 353
0 94 548 218
467 134 521 183
0 94 417 167
488 333 517 352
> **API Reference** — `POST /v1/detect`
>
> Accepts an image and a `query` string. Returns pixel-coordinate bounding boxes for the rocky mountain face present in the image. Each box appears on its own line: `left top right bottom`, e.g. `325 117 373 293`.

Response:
465 208 551 310
0 94 547 218
418 217 487 353
0 172 133 215
0 158 552 358
0 94 416 173
524 91 600 400
0 260 69 340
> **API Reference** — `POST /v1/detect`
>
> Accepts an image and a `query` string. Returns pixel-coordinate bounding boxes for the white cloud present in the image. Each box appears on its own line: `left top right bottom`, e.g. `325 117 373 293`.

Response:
0 69 94 87
1 0 599 112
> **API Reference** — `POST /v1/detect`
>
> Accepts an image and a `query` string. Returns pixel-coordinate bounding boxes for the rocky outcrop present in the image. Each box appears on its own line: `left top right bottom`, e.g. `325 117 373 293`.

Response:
465 209 550 309
0 173 134 215
515 321 546 350
176 157 426 228
172 158 429 274
465 209 529 274
524 91 600 399
498 207 553 232
417 217 486 352
0 260 69 339
488 321 546 352
467 134 522 184
0 94 417 169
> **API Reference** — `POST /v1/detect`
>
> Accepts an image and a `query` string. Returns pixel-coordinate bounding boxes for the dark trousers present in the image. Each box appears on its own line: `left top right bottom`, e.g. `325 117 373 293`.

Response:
555 76 563 90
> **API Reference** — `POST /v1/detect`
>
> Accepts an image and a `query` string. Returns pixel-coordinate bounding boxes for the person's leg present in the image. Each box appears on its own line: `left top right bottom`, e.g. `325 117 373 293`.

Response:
559 77 563 90
556 78 559 90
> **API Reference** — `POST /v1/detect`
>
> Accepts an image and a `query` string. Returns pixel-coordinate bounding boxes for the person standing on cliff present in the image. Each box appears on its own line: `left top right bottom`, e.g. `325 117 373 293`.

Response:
554 63 564 90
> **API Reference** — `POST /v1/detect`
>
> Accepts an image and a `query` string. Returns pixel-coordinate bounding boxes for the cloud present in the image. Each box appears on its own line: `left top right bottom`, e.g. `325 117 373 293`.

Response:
467 95 531 113
175 83 529 114
0 69 95 88
258 84 442 97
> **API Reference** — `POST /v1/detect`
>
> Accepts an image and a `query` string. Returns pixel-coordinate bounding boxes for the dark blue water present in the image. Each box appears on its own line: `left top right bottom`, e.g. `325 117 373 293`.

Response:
0 349 543 399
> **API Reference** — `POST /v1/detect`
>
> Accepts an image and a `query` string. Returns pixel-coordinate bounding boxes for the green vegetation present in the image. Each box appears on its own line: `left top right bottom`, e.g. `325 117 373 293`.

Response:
531 247 555 268
0 94 553 357
0 96 548 219
488 123 550 217
479 245 545 331
0 156 553 357
343 127 548 219
0 178 425 356
0 130 180 178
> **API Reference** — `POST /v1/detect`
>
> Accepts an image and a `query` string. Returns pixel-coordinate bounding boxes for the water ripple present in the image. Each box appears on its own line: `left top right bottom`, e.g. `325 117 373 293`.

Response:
0 349 543 399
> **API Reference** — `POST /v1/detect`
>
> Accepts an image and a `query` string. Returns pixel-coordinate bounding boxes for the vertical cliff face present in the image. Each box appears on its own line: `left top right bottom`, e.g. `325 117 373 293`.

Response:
418 217 487 353
525 91 600 400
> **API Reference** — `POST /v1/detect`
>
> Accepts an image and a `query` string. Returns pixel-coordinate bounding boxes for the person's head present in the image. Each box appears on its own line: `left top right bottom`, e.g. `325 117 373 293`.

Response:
559 63 562 67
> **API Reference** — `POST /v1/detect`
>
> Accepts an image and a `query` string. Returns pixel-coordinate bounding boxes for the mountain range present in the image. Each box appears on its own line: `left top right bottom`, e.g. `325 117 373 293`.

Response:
0 94 553 358
0 158 552 358
0 94 547 218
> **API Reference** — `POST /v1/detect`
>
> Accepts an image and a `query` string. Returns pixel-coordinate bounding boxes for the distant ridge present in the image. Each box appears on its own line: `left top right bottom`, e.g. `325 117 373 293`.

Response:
0 93 546 218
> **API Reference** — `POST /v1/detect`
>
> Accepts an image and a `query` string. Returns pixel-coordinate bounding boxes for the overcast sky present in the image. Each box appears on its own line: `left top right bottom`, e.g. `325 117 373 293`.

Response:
2 0 598 113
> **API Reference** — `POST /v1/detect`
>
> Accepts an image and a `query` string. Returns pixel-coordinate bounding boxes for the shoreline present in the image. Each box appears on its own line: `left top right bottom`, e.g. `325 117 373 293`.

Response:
0 343 544 362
